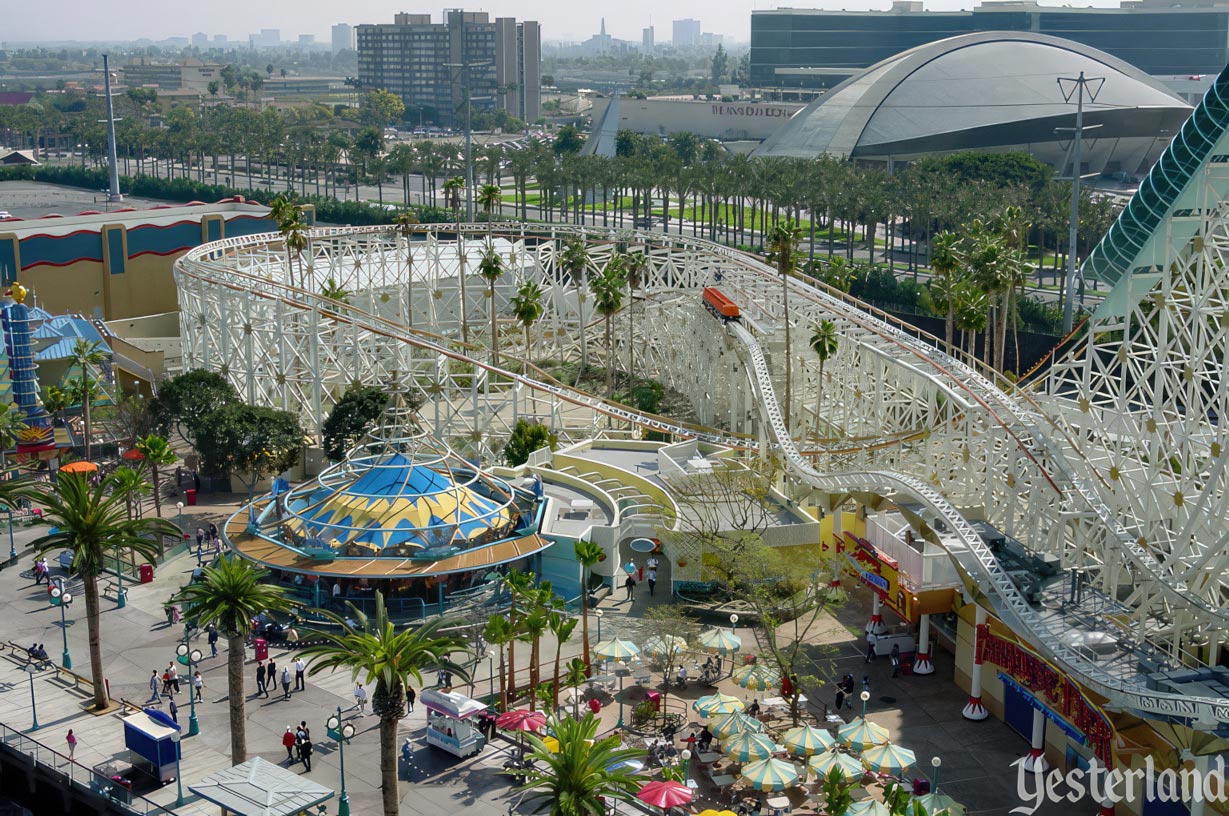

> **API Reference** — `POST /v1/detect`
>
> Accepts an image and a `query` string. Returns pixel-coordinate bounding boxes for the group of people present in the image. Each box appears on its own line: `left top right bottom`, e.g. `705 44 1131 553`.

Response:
31 557 50 585
194 524 223 560
256 658 305 700
26 643 49 663
621 554 661 600
281 721 314 771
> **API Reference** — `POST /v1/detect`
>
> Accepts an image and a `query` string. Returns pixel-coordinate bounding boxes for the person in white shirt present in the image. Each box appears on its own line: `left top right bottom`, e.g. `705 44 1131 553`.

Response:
294 657 306 691
355 683 368 715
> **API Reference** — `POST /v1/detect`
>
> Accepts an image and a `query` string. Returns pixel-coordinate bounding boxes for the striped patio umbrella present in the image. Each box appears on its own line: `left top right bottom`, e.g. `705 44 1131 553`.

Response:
693 693 744 718
807 749 865 783
739 757 800 792
914 792 965 816
644 635 686 658
848 800 892 816
712 711 765 740
732 663 781 692
781 724 835 757
861 742 917 776
838 717 889 750
695 628 742 655
696 811 737 816
594 639 641 660
722 731 777 763
496 709 546 733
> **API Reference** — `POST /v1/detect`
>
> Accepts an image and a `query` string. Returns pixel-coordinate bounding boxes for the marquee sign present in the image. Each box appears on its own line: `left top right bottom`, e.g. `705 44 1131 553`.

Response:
840 533 916 621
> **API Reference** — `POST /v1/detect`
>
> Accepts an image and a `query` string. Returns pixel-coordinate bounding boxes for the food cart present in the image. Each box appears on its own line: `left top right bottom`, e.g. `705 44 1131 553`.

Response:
122 709 181 783
421 688 487 758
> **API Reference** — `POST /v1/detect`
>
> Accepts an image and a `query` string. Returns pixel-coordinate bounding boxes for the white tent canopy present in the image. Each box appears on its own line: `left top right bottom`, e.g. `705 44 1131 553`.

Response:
189 756 333 816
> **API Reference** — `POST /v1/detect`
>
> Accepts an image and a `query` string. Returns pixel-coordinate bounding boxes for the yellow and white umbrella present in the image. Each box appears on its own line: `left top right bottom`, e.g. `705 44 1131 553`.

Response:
739 757 800 792
838 717 889 750
781 724 835 757
861 742 916 776
722 731 777 763
695 628 742 655
594 639 641 661
848 800 891 816
914 792 965 816
807 749 865 783
732 663 780 692
693 693 744 717
644 635 686 658
712 711 764 740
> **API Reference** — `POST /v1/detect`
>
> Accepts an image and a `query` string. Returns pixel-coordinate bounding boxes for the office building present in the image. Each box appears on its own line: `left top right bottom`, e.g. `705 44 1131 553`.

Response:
298 34 315 47
191 32 208 48
751 0 1229 89
122 59 224 92
249 29 281 49
331 23 354 53
357 11 540 126
643 26 655 52
673 19 701 47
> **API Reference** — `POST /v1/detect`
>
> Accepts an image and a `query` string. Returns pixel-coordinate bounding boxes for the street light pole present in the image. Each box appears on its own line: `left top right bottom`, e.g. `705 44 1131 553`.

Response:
616 660 626 729
327 706 356 816
115 548 126 609
860 690 871 719
171 731 184 806
729 613 738 633
4 506 14 562
177 637 203 737
487 652 495 698
26 663 39 730
51 584 73 669
595 609 603 642
931 755 942 793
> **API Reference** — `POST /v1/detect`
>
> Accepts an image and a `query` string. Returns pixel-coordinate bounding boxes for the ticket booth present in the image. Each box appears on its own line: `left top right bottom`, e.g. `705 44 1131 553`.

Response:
421 689 487 758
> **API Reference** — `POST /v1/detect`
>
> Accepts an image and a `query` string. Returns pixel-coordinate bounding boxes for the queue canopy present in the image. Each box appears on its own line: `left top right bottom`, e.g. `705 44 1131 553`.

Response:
189 756 333 816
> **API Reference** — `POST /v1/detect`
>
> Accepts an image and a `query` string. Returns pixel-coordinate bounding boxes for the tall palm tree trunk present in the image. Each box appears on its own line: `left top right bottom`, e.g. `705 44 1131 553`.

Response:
379 715 399 816
226 633 248 763
84 574 107 710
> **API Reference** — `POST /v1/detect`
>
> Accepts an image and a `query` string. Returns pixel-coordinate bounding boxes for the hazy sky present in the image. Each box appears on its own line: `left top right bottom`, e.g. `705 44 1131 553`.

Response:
7 0 1127 45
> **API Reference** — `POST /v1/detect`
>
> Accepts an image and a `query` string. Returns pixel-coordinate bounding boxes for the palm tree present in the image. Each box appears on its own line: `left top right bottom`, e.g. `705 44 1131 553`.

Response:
622 250 648 388
767 221 802 429
299 593 469 816
547 609 578 708
443 175 465 225
503 569 535 700
558 238 591 374
174 557 297 765
573 539 603 671
443 176 470 342
134 434 176 518
479 182 502 235
484 613 516 709
270 194 307 288
393 209 420 327
510 280 545 366
520 713 647 816
927 231 963 354
68 339 106 461
590 264 626 397
523 601 551 710
33 473 180 710
0 403 27 468
562 658 587 718
110 466 151 520
478 246 505 364
808 320 838 438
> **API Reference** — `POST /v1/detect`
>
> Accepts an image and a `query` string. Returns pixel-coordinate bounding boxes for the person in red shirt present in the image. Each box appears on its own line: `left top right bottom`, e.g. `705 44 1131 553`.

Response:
281 726 296 762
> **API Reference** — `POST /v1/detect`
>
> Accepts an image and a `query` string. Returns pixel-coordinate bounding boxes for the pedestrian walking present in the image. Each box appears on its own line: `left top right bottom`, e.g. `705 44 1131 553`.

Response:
66 729 76 759
207 624 218 658
299 737 313 771
294 657 305 691
834 682 846 712
354 683 368 715
195 528 204 552
168 699 178 724
647 569 657 596
193 671 204 702
890 643 901 678
208 522 218 540
167 662 180 694
256 661 268 697
407 686 416 713
865 630 878 663
624 574 636 600
282 727 296 762
841 675 855 709
149 670 162 703
267 659 277 686
161 670 173 696
281 666 292 699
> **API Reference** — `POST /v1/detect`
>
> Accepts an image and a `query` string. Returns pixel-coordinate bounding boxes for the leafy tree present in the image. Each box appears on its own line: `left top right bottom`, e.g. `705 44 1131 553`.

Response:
134 434 177 517
112 393 159 445
710 44 729 85
552 125 584 156
360 89 406 128
520 713 647 816
300 594 469 816
631 605 699 714
547 607 578 707
0 404 27 467
820 766 857 816
110 466 151 520
152 369 239 447
558 238 591 372
590 262 626 397
321 384 403 460
504 419 557 467
484 614 516 709
193 403 304 506
174 557 298 764
927 231 964 353
478 182 502 229
478 246 505 364
32 473 179 710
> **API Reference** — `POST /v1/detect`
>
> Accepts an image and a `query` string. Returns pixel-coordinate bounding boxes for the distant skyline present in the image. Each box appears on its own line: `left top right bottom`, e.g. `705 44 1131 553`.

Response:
6 0 1132 46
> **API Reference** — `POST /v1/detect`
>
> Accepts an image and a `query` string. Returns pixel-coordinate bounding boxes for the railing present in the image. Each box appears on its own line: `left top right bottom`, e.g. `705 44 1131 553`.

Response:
0 722 179 816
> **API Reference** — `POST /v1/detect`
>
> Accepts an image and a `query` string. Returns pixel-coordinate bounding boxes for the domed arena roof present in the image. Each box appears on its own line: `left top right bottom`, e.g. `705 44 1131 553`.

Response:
753 31 1191 161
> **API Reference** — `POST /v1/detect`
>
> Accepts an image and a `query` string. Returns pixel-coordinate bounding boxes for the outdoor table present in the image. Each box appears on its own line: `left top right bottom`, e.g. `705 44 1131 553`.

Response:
766 795 791 815
712 774 737 787
698 752 722 764
762 695 807 708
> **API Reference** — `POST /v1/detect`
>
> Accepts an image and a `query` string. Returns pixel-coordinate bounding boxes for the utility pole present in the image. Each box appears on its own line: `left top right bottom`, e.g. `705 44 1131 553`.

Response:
445 13 492 223
1057 71 1104 334
101 54 123 204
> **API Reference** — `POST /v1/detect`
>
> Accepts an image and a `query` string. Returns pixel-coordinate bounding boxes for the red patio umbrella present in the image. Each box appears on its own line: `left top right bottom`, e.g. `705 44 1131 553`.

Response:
636 780 694 810
122 449 145 461
496 709 546 733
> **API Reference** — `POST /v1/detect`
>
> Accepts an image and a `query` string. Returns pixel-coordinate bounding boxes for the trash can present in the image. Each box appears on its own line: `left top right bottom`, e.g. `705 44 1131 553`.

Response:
646 691 661 712
185 488 197 507
587 696 601 715
139 563 154 584
254 637 269 662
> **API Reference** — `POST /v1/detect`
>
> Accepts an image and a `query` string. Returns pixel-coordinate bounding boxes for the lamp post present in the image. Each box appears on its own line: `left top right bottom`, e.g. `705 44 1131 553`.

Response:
3 505 14 562
50 584 73 669
177 638 203 737
25 662 38 730
681 749 692 781
114 548 126 609
859 690 871 719
615 659 627 729
594 609 603 642
171 730 184 806
931 755 942 793
327 706 356 816
486 651 495 698
729 613 738 633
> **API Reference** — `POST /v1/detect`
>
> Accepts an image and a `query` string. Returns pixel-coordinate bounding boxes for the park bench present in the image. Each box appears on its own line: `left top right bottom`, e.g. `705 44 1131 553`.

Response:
102 580 127 602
